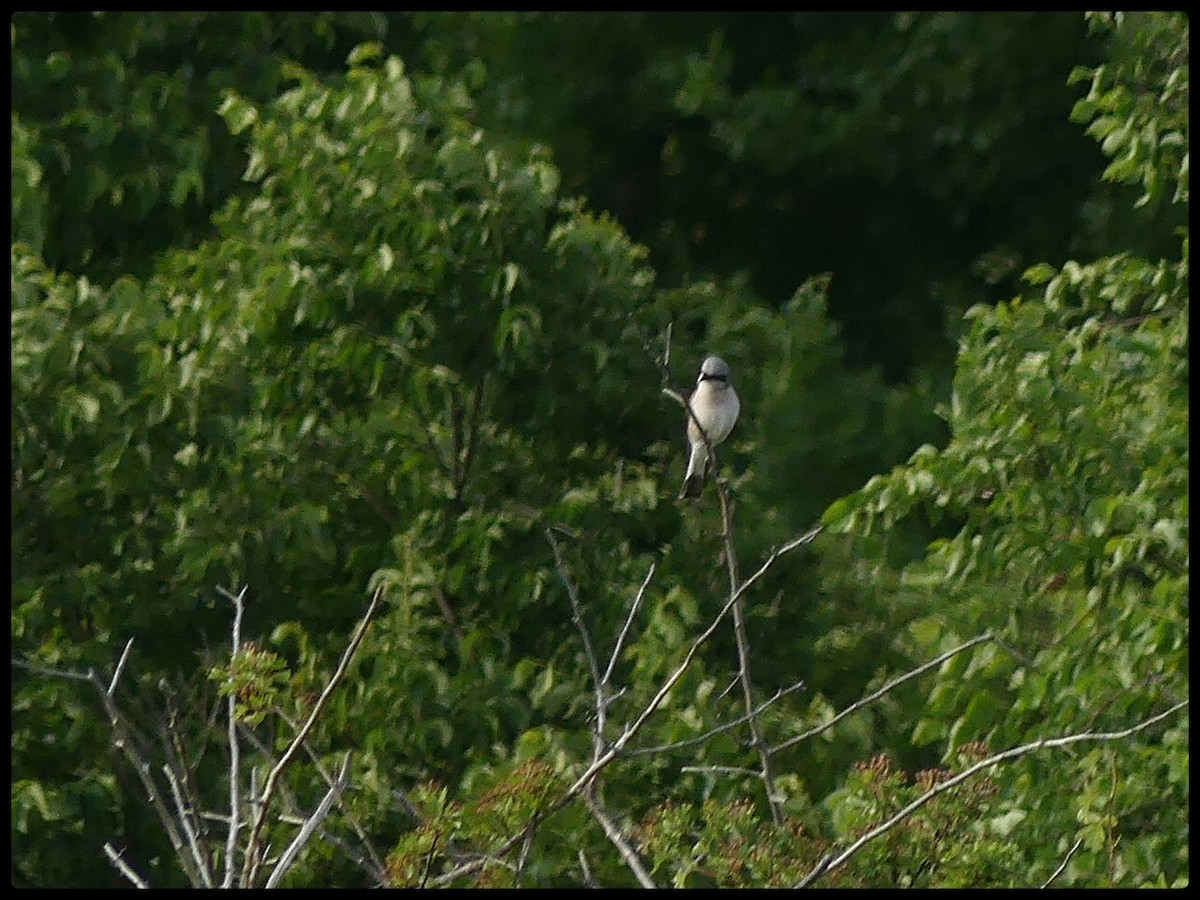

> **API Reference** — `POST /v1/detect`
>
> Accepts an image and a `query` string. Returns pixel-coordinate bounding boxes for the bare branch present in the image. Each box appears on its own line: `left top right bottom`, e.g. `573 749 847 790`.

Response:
274 707 388 881
10 657 94 683
681 764 762 778
629 678 806 757
1042 837 1084 889
431 525 822 886
796 700 1189 887
584 787 657 889
103 843 150 889
107 638 135 696
717 480 782 824
15 647 209 886
547 528 607 749
242 587 382 886
265 753 352 889
577 849 596 888
163 763 213 887
601 561 656 689
771 632 995 755
216 584 248 888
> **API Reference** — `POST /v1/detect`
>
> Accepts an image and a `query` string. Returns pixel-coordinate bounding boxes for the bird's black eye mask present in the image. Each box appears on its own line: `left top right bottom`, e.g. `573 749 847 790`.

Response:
699 373 728 383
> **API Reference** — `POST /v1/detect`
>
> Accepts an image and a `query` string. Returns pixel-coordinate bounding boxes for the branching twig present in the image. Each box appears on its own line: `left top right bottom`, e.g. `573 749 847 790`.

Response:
14 649 208 886
601 561 656 689
771 632 995 755
795 700 1189 887
216 584 248 888
1041 836 1084 888
265 753 353 889
273 707 388 881
241 587 382 886
629 678 806 756
717 478 782 824
163 762 214 887
430 525 822 886
583 787 657 889
103 843 150 889
547 528 607 750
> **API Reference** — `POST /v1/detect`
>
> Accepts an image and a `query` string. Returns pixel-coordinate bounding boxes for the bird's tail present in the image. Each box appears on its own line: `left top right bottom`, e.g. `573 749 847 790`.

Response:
679 443 706 499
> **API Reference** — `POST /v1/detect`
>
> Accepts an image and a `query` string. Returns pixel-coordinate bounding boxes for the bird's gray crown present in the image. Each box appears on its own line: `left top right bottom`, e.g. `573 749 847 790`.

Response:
698 356 732 382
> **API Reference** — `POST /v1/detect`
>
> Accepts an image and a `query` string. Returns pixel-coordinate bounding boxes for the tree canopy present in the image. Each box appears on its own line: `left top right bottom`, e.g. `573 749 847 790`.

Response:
11 11 1188 888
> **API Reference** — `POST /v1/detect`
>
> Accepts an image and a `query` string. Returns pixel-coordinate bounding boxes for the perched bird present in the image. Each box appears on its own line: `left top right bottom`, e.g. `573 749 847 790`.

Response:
679 355 740 499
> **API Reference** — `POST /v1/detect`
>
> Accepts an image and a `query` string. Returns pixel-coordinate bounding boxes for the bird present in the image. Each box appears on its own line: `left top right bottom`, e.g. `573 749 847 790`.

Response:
679 355 740 499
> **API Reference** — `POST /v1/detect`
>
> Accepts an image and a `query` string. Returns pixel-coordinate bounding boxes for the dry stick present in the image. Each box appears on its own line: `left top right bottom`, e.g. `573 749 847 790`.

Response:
265 753 353 889
431 525 822 886
717 479 783 825
162 762 214 887
795 700 1189 888
103 843 150 889
273 708 388 881
237 723 386 884
547 528 607 749
584 787 658 889
13 650 207 886
216 584 248 888
770 632 996 755
551 531 658 888
628 678 806 757
1042 837 1085 889
241 587 382 887
601 561 656 689
681 764 761 778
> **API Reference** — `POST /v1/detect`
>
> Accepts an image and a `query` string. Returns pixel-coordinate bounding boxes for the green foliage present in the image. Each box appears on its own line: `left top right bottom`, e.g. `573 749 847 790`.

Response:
384 761 566 887
825 746 1022 888
820 10 1188 887
209 642 291 726
633 744 1022 887
10 12 392 280
1070 12 1189 208
11 10 1188 889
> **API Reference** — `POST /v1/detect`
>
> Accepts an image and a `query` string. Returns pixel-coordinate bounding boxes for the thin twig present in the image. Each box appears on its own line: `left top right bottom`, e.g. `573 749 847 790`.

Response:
273 707 388 881
10 658 94 683
216 584 248 888
265 753 353 888
583 787 657 889
108 638 135 696
242 587 382 886
103 843 150 889
431 525 822 886
157 680 211 858
515 828 535 888
717 479 782 824
1042 837 1084 888
796 700 1189 887
578 849 595 888
771 632 994 755
601 561 656 688
163 763 214 887
629 679 806 756
547 528 607 750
